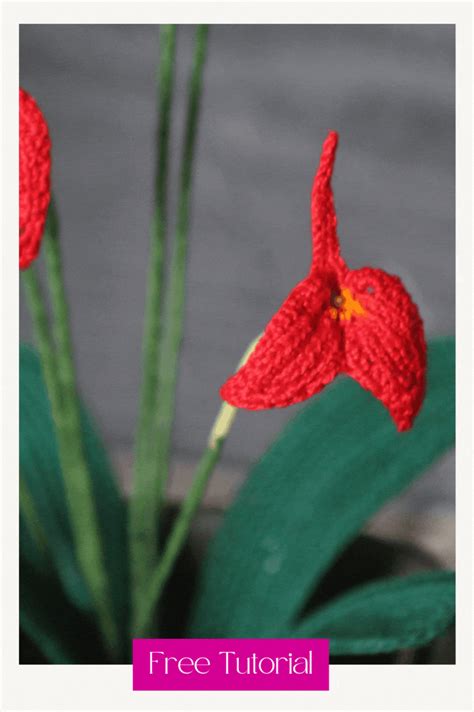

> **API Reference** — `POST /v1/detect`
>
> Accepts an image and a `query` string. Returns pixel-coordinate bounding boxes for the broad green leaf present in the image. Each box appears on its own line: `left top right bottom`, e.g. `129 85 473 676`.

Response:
20 345 90 610
19 477 50 574
20 344 129 655
20 515 47 575
20 555 107 664
291 571 455 655
189 338 455 637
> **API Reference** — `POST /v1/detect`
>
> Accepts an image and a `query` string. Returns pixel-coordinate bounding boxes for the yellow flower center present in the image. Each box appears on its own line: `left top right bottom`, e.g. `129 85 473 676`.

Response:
329 287 365 321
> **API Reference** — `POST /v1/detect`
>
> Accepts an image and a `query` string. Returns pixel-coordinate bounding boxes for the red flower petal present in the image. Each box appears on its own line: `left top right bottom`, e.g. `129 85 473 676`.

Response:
310 130 347 282
220 276 344 408
19 88 51 270
343 267 427 431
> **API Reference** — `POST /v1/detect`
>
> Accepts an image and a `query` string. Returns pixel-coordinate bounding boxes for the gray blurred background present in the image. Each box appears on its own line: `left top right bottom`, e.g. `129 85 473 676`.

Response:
20 25 455 545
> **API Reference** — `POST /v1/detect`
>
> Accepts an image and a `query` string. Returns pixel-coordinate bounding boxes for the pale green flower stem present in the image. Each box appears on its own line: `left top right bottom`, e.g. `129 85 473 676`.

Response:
133 336 260 637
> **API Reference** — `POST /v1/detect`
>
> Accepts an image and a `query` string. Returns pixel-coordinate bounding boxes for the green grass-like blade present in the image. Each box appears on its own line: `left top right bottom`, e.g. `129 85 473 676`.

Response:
20 344 129 658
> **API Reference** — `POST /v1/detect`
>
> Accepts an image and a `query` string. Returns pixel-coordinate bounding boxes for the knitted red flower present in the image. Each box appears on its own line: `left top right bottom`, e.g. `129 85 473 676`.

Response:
221 131 426 431
19 88 51 270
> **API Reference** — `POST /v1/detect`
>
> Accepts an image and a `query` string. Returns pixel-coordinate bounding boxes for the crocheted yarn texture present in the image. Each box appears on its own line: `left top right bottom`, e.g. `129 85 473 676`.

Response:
221 132 427 431
19 88 51 270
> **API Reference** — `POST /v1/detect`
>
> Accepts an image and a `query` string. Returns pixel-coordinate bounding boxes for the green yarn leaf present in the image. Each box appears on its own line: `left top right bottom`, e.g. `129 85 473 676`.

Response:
291 571 455 655
20 554 108 664
189 338 455 638
20 344 90 610
19 514 47 575
19 477 50 574
20 344 129 654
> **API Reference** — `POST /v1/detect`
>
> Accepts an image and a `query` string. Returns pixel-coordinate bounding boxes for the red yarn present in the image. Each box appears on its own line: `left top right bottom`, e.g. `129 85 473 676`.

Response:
19 88 51 270
220 131 427 431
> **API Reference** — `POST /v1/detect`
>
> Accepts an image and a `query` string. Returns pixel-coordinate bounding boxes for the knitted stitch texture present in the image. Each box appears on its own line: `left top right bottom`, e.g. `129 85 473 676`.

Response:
19 88 51 270
221 131 427 431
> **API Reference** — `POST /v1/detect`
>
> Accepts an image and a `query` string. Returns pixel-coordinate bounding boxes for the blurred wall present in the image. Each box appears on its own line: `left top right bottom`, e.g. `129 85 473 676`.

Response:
20 25 455 507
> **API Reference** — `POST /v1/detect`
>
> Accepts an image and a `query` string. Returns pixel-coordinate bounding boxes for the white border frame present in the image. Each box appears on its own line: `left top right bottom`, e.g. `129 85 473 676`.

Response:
2 2 472 710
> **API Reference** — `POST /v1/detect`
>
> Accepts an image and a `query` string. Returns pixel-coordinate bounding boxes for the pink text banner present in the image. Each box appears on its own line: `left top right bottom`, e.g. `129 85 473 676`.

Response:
133 638 329 691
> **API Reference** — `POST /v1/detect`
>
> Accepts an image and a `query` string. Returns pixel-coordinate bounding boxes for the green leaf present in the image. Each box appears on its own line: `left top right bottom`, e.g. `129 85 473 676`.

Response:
20 555 108 664
20 344 129 656
20 345 91 610
20 477 50 575
291 571 455 655
20 514 47 575
189 338 455 637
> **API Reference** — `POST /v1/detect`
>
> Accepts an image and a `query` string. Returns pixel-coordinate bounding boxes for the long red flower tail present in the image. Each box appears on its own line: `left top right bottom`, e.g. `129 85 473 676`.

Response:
220 275 344 409
343 267 427 431
19 88 51 270
310 130 346 280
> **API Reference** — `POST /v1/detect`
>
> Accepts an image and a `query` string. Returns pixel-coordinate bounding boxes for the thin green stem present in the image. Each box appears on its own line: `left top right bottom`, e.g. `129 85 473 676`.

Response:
133 334 259 637
41 205 119 659
134 439 223 637
152 24 209 525
129 24 177 618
